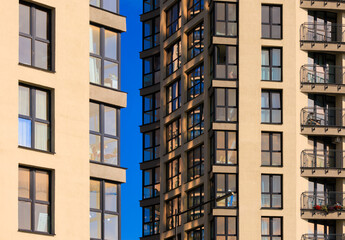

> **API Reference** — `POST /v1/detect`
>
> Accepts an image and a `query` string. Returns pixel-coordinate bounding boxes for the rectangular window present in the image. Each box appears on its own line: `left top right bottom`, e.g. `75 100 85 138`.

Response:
187 105 204 141
19 2 52 70
143 204 160 236
215 173 237 208
167 40 182 76
143 167 160 199
143 92 160 125
214 3 237 37
166 158 181 191
18 167 52 234
187 226 204 240
214 216 237 240
90 0 118 13
143 16 160 50
166 1 181 37
167 118 181 152
262 5 282 39
188 65 204 101
143 54 160 87
187 144 204 181
212 88 237 122
90 179 119 240
18 85 51 152
261 132 282 166
188 23 204 60
212 131 237 165
188 0 204 20
167 80 181 114
261 90 282 124
261 175 282 209
187 186 204 221
262 48 282 81
90 25 119 89
166 196 181 230
214 45 237 80
144 0 159 13
89 102 119 165
143 129 160 162
261 217 282 240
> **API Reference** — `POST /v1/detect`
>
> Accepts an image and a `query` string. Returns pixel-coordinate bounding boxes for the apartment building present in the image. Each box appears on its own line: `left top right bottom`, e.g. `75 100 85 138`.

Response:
0 0 126 239
140 0 345 239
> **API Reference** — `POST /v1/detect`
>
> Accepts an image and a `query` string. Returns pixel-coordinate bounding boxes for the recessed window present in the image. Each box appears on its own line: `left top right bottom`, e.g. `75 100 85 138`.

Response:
167 40 182 76
187 185 204 221
143 204 160 236
143 129 160 162
166 196 181 230
187 105 204 141
262 5 282 39
261 175 282 208
188 23 204 60
214 45 237 80
187 226 204 240
90 179 119 239
261 217 282 240
143 167 160 199
215 173 237 208
166 1 181 37
18 85 51 152
214 3 237 37
261 90 282 124
187 144 204 181
167 80 181 114
143 0 159 13
214 216 237 240
262 48 282 81
18 167 52 234
19 2 52 70
187 65 204 101
187 0 204 20
143 16 160 50
212 88 237 122
143 54 160 87
89 25 119 89
90 0 118 13
261 132 282 166
212 131 237 165
166 157 181 191
166 118 181 152
143 92 160 125
89 102 119 165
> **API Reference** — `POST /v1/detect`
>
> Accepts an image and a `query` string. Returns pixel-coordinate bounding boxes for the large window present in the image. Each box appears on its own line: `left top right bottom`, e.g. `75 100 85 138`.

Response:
90 0 118 13
89 102 119 165
188 65 204 101
214 3 237 37
261 132 282 167
143 0 159 13
19 2 52 70
143 92 160 125
167 40 182 76
261 90 282 124
167 80 181 114
166 196 181 230
19 85 51 152
166 1 181 37
187 0 204 20
18 167 52 234
187 186 204 221
166 158 181 191
187 105 204 141
187 226 204 240
143 167 160 199
90 25 119 89
215 173 237 208
212 88 237 122
212 131 237 165
167 118 181 152
188 23 204 60
187 144 204 181
262 48 282 81
262 5 282 39
261 217 282 240
214 45 237 80
143 54 160 87
90 179 119 240
143 205 160 236
143 129 160 162
143 16 160 50
261 175 282 209
214 217 237 240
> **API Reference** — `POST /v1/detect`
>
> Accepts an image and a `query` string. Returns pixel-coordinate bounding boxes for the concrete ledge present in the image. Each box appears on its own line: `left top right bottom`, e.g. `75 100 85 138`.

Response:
301 168 345 178
212 80 238 88
300 1 345 11
301 210 345 220
301 127 345 136
89 84 127 108
184 217 204 231
212 208 237 216
90 162 126 183
300 42 345 52
212 165 237 174
90 6 126 32
300 84 345 94
213 36 238 46
212 122 237 131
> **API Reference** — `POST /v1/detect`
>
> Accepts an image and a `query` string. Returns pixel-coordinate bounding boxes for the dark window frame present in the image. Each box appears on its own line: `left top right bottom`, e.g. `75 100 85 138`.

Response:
214 173 237 208
187 64 204 101
166 40 182 76
166 118 181 152
143 92 160 125
166 1 181 38
143 129 160 162
143 54 160 88
211 88 238 123
90 0 119 14
187 0 204 20
214 216 237 240
261 217 283 240
187 23 204 60
261 5 282 39
211 131 237 166
143 16 160 51
261 47 282 82
187 226 204 240
187 185 204 222
261 132 282 167
214 45 238 80
166 79 181 115
213 2 238 37
143 0 160 13
261 174 283 209
143 167 160 199
166 195 181 230
261 90 282 124
187 144 204 181
187 104 204 141
166 157 181 191
143 204 160 236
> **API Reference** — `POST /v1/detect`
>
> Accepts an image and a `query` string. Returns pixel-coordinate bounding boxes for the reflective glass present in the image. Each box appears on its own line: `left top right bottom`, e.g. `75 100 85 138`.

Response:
104 61 118 89
90 180 100 209
90 57 102 84
35 9 48 39
90 26 100 54
35 90 47 120
104 137 118 165
19 36 32 65
35 122 49 151
89 134 101 161
104 214 118 240
35 171 49 201
35 41 48 69
103 0 118 13
105 182 117 212
89 103 100 132
19 86 30 116
19 4 30 34
105 106 117 136
90 211 101 239
19 118 32 147
18 201 31 230
34 204 49 232
261 218 269 235
105 30 117 60
19 168 30 199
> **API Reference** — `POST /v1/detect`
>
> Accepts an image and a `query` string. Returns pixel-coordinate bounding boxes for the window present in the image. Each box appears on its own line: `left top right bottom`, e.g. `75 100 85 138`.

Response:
166 1 181 37
214 45 237 80
215 173 237 208
214 3 237 37
188 0 204 20
167 80 181 114
90 0 118 13
166 196 181 230
261 175 282 208
90 25 119 89
167 235 181 240
167 118 181 152
19 85 51 152
187 105 204 141
214 217 237 240
262 5 282 39
188 65 204 101
143 92 160 125
212 131 237 165
188 23 204 60
143 54 160 87
18 167 52 234
89 102 119 165
90 179 119 239
187 226 204 240
212 88 237 122
187 145 204 181
166 158 181 191
143 205 160 236
143 16 160 50
262 48 282 81
187 186 204 221
167 40 182 76
144 0 159 13
143 167 160 199
19 2 52 70
261 217 282 240
261 90 282 124
261 132 282 166
143 129 160 162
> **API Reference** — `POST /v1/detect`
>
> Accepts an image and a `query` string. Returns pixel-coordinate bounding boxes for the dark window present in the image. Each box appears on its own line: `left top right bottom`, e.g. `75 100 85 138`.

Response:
262 5 282 39
261 90 282 124
143 129 160 162
143 54 160 87
212 88 237 122
19 2 52 70
167 80 181 114
187 105 204 141
214 3 237 37
90 25 119 89
90 0 118 13
214 45 237 80
214 217 237 240
89 102 119 165
262 48 282 81
143 92 160 125
187 186 204 221
143 16 160 50
167 40 182 76
188 65 204 101
188 23 204 60
212 131 237 165
215 173 237 208
143 0 159 13
143 204 160 236
261 175 282 209
261 132 282 166
166 158 181 191
90 179 119 239
166 196 181 230
167 118 181 152
187 144 204 181
166 1 181 37
18 167 52 234
261 217 282 240
18 85 51 152
143 167 160 199
167 235 181 240
187 226 204 240
188 0 204 20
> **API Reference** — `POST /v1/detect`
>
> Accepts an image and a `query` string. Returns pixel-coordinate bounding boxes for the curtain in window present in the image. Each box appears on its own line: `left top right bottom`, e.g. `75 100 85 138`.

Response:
35 122 48 151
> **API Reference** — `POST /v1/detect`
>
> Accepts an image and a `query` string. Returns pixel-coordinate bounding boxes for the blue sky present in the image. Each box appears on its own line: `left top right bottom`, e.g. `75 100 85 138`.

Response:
120 0 143 239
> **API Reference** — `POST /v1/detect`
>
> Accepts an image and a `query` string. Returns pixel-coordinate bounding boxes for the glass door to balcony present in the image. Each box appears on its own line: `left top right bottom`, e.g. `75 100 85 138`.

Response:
308 53 336 84
308 94 336 126
307 220 336 240
311 137 336 168
308 11 337 42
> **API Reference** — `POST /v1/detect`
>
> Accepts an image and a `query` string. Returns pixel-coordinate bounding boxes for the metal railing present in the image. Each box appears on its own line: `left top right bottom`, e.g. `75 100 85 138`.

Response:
301 149 345 170
301 191 345 211
301 234 345 240
301 107 345 127
300 23 345 43
300 64 345 85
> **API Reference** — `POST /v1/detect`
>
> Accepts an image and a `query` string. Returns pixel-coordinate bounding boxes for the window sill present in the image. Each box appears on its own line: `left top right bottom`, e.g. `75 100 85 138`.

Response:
18 146 55 155
260 207 283 210
18 63 55 73
261 37 283 40
18 229 55 236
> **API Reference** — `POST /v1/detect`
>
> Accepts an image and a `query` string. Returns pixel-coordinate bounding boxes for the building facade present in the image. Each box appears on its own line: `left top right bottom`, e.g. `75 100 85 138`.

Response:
140 0 345 239
0 0 126 239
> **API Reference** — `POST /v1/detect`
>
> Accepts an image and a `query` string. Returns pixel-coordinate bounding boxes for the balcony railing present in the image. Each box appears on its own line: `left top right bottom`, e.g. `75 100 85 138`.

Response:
301 191 345 211
301 107 345 127
301 64 345 85
301 234 345 240
300 23 345 44
301 149 345 170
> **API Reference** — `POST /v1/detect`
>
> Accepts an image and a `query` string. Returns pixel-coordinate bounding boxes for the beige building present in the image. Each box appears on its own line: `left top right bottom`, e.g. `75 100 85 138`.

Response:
0 0 127 239
140 0 345 239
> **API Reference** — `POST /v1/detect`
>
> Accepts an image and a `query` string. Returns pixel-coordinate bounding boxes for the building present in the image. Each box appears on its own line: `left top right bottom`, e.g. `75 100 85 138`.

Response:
0 0 126 239
140 0 345 239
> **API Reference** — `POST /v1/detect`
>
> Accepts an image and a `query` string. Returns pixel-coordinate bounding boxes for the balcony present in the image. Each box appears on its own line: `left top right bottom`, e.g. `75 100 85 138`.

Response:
301 150 345 177
300 23 345 52
300 107 345 136
301 191 345 219
300 65 345 94
300 0 345 11
301 234 345 240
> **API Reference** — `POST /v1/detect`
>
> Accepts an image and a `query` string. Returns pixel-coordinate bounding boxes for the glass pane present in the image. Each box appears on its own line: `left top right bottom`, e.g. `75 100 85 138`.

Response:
228 89 236 106
272 68 281 81
35 122 49 151
262 50 269 65
272 25 281 39
216 174 225 192
261 133 269 151
272 194 282 208
261 175 269 192
261 152 270 165
228 46 237 64
217 131 225 148
90 57 102 84
272 218 281 235
272 49 281 66
272 176 281 192
90 180 100 209
271 93 281 108
261 92 269 108
19 168 30 199
216 22 226 36
261 218 269 235
90 25 100 54
34 204 49 232
105 30 117 60
104 61 119 89
104 137 118 165
19 86 30 116
261 194 270 207
35 9 48 39
35 90 47 120
261 6 269 23
272 110 282 123
19 118 32 147
216 3 225 20
216 150 226 164
228 217 236 234
227 174 236 191
105 182 118 212
35 171 49 201
228 132 236 149
89 134 101 161
261 110 270 123
272 134 281 150
18 201 31 230
105 106 117 136
216 89 225 106
228 4 236 21
19 36 31 65
262 67 270 80
90 0 101 7
19 4 30 34
103 0 118 13
216 108 226 121
90 211 101 239
217 217 225 234
272 7 281 24
35 41 48 69
89 103 100 132
262 24 270 38
104 214 118 240
272 152 281 166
